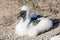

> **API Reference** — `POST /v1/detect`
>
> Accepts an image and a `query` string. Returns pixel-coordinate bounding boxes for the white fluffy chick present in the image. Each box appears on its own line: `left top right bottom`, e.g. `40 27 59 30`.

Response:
15 5 30 36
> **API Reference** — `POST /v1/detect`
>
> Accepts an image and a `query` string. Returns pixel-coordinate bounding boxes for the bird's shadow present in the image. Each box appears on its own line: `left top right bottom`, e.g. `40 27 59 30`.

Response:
50 19 60 29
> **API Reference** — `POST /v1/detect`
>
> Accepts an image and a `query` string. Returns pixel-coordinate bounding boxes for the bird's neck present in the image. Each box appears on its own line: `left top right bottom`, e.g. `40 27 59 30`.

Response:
26 11 30 19
23 18 30 27
20 18 24 23
25 18 30 22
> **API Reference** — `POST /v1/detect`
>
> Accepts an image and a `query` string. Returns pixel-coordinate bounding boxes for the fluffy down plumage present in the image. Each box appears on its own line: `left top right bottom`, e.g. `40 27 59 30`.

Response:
28 17 53 37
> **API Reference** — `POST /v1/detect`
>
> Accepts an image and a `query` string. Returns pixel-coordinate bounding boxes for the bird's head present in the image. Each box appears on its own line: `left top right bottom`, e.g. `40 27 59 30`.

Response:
17 5 30 19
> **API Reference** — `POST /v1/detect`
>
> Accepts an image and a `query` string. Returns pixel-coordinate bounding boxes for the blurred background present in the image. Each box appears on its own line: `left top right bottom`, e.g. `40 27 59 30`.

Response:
0 0 60 40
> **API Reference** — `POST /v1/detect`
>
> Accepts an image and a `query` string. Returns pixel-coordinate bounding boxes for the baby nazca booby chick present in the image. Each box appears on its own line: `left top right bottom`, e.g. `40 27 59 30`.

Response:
28 13 53 37
15 5 30 36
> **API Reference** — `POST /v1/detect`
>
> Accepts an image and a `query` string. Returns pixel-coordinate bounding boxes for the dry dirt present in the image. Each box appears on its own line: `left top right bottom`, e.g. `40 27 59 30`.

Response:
0 0 60 40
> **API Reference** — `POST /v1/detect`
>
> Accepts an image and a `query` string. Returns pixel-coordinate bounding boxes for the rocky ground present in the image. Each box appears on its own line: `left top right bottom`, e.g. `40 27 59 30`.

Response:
0 0 60 40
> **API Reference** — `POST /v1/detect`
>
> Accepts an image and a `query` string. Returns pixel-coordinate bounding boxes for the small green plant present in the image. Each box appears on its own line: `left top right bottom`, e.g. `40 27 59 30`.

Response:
28 0 32 2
